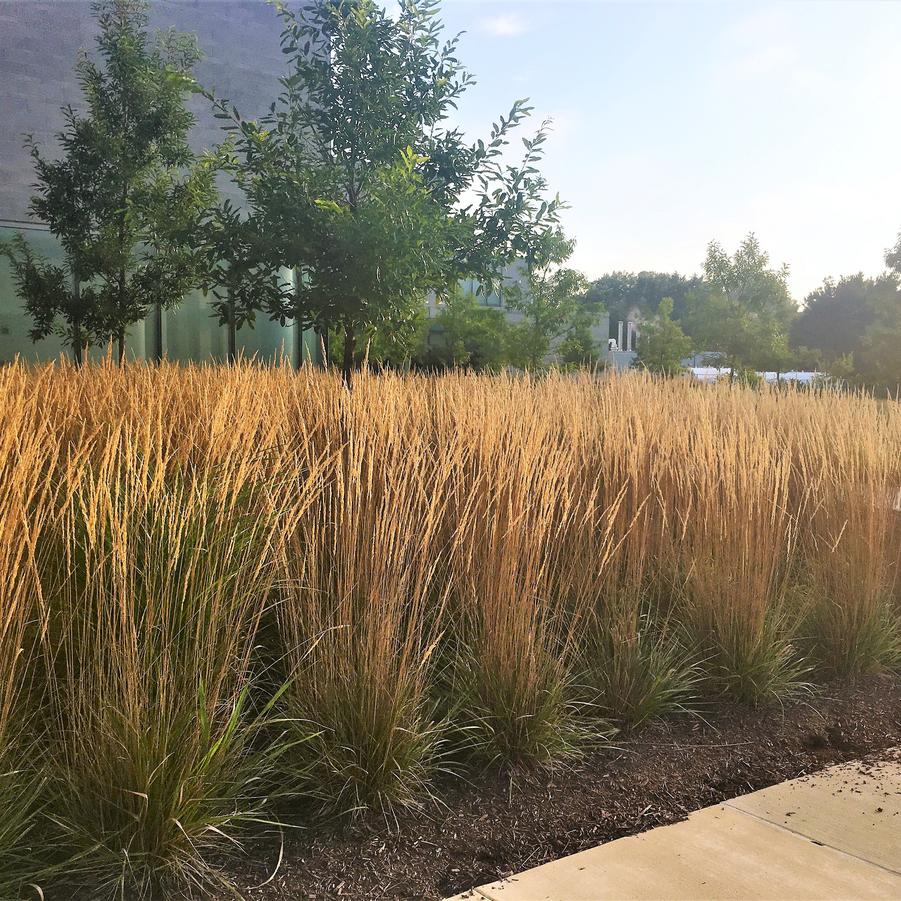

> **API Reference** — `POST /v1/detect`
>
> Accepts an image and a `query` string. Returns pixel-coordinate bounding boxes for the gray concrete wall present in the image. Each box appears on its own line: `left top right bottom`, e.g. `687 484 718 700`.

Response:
0 0 290 221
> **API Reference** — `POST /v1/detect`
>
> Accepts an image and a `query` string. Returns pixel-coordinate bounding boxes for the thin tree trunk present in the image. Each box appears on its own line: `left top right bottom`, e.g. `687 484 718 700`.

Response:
72 278 83 367
226 297 237 364
117 184 128 368
72 321 83 367
341 324 356 389
151 303 163 364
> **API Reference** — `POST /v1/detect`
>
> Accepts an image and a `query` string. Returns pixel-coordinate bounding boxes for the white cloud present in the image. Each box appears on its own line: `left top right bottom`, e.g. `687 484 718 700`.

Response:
479 13 528 38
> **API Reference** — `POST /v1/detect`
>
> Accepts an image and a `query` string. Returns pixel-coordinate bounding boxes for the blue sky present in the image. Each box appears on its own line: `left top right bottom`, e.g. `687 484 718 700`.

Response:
437 0 901 301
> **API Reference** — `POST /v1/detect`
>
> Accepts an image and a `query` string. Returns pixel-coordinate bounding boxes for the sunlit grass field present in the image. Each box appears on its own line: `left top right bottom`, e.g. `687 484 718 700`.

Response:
0 363 898 898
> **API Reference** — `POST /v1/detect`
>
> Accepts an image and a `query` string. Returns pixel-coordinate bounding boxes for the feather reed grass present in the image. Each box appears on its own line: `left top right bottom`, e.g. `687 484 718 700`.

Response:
0 362 895 896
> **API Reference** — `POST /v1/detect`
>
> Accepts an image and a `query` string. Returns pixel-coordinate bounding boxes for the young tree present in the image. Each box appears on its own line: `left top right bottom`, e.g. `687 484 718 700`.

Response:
504 230 592 369
427 289 511 371
557 327 603 369
196 201 285 363
215 0 562 387
0 236 102 365
683 234 795 377
633 296 692 375
21 0 217 364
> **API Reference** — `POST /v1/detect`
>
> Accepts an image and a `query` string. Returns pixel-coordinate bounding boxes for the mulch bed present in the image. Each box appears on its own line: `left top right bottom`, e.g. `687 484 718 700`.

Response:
219 674 901 900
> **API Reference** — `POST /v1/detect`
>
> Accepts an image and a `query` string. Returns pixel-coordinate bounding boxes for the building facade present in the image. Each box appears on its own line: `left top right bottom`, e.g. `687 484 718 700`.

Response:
0 0 317 365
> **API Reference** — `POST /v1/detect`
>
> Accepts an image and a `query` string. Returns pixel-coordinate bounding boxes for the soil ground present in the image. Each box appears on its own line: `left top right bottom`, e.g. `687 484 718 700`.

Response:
218 675 901 901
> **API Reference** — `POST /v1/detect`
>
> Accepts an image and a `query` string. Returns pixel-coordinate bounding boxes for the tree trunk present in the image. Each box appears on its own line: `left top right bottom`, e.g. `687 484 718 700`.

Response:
71 279 83 367
151 303 163 364
341 324 356 389
226 298 237 364
117 329 126 366
72 322 83 367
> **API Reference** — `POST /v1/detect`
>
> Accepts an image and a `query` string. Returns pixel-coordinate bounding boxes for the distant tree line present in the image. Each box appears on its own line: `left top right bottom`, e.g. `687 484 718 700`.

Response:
586 234 900 392
380 229 899 394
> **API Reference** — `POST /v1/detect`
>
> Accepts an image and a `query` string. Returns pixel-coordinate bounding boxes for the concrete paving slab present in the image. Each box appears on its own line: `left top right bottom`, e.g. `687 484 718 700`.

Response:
448 754 901 900
725 752 901 875
472 803 901 900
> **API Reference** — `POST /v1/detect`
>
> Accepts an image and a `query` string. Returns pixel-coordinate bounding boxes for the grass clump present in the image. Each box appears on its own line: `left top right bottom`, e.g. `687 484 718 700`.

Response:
577 606 700 730
37 433 319 898
278 404 449 817
0 380 60 900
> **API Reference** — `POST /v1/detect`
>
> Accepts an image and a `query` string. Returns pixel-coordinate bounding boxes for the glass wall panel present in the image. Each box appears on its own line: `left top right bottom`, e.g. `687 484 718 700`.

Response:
0 223 69 363
296 323 321 366
82 313 149 363
1 223 155 364
236 311 293 364
3 227 302 366
163 289 226 363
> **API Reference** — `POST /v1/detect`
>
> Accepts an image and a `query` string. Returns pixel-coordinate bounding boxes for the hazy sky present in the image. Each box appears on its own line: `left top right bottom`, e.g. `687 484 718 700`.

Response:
438 0 901 301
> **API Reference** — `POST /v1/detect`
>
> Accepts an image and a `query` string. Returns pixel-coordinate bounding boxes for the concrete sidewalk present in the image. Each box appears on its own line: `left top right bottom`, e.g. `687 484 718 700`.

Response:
450 751 901 900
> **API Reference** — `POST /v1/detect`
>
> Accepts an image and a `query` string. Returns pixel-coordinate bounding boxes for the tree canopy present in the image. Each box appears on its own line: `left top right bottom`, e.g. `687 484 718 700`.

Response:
426 289 511 371
790 273 900 390
213 0 564 385
633 297 692 375
682 234 796 374
790 274 888 361
583 270 703 326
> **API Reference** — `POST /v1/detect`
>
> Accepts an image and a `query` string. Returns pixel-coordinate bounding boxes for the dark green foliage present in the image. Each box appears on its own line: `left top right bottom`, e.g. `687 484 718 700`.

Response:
584 270 703 324
196 201 286 362
791 273 900 391
633 297 692 375
362 303 430 369
791 274 885 360
426 289 512 371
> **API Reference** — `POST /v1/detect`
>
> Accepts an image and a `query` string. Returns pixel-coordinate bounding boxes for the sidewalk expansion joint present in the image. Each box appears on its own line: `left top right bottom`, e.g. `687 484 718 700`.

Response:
721 799 901 878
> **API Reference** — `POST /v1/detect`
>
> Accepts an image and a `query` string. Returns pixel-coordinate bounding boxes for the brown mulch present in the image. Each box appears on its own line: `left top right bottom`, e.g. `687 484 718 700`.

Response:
218 674 901 900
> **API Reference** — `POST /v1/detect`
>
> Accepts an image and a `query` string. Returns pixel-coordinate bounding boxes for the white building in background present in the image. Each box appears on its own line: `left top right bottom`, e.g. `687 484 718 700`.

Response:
606 305 641 370
687 367 825 384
